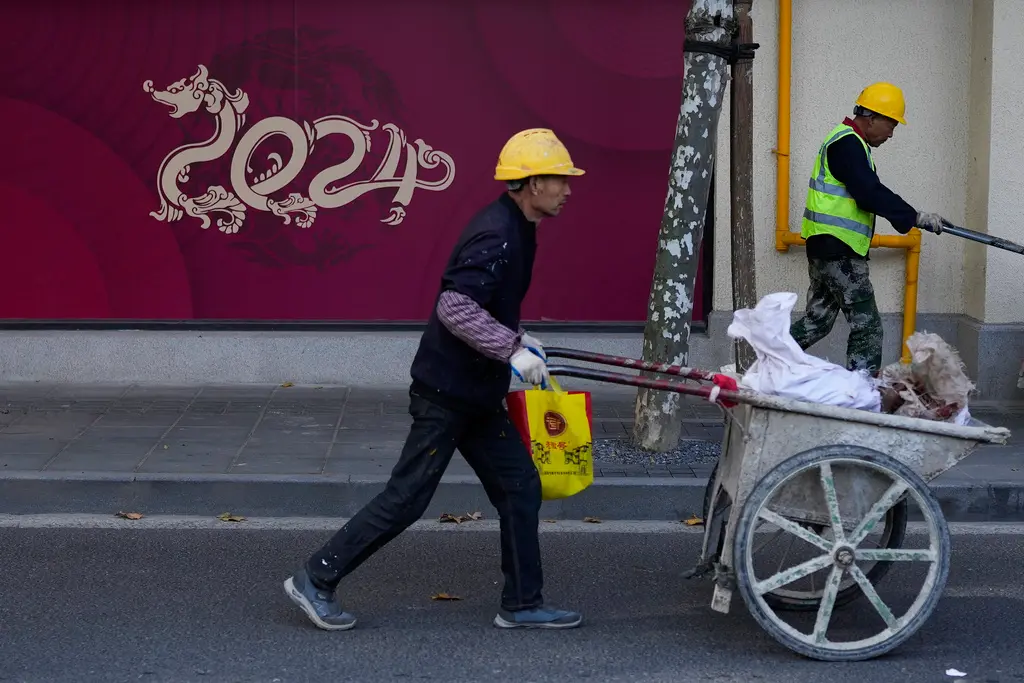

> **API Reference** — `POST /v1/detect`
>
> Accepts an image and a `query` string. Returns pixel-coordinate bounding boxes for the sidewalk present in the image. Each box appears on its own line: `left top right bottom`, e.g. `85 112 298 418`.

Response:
1 382 1023 521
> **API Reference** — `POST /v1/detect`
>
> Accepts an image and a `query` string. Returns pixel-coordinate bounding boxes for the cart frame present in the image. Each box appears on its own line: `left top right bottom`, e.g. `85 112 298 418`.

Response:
542 347 1010 661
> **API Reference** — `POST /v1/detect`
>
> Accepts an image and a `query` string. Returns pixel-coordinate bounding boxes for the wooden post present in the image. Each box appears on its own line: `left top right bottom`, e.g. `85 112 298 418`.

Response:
730 0 757 373
632 0 733 452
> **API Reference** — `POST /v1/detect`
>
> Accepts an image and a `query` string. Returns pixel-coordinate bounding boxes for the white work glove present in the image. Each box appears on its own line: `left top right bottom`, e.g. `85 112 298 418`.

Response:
916 211 944 234
520 331 546 360
510 347 550 387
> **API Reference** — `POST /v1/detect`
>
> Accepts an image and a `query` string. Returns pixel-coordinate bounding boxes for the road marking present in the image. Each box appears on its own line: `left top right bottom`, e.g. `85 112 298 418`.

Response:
0 514 1023 535
0 514 703 533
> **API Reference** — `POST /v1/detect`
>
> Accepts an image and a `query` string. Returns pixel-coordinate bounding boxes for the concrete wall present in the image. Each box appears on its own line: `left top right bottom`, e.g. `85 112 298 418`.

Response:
0 330 681 395
706 0 1024 400
712 0 973 316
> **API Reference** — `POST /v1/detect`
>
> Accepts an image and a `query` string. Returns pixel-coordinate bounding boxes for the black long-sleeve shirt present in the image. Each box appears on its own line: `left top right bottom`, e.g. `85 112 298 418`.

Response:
805 120 918 260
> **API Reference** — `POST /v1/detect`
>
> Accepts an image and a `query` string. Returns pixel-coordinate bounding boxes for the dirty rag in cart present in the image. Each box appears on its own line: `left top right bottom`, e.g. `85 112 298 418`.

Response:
877 331 974 425
727 292 881 411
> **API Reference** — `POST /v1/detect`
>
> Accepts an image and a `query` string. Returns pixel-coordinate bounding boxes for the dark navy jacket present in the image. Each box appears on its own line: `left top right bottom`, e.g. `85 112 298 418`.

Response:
410 193 537 412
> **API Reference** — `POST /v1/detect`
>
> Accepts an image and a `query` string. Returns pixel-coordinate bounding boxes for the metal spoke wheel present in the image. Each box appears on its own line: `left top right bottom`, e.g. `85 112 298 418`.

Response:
703 460 908 612
733 445 950 662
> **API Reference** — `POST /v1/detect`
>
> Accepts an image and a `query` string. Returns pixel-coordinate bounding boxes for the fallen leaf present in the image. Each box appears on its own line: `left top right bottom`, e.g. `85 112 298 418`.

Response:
542 519 558 523
116 511 144 520
280 381 294 388
683 516 704 526
583 516 602 524
430 592 462 601
439 511 484 524
217 512 246 522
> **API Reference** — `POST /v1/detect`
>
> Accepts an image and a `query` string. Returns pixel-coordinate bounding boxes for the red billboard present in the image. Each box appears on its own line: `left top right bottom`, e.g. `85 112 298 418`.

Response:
0 0 708 323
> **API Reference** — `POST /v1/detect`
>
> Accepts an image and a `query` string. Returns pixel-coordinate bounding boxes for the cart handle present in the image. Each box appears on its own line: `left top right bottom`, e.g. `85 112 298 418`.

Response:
543 346 722 383
546 363 747 406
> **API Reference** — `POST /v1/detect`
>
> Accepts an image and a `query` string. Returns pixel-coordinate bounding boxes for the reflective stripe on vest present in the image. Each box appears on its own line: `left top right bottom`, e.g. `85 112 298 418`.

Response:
800 124 876 256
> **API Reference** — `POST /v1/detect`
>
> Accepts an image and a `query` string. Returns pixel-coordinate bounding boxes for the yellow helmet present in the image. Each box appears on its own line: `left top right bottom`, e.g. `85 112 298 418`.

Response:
494 128 586 181
855 82 907 125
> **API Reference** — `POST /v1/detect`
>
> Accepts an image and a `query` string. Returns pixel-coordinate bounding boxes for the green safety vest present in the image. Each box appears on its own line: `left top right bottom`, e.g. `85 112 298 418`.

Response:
800 123 876 256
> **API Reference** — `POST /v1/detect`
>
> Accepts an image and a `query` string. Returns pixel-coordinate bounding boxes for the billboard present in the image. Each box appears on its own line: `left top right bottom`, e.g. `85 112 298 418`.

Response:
0 0 709 323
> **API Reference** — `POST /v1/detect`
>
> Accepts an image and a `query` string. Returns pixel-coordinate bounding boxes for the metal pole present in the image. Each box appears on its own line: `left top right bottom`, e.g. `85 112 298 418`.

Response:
939 220 1024 255
730 0 757 373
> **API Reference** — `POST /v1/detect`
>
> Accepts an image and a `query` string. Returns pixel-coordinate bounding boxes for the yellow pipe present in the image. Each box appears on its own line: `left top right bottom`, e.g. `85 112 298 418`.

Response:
901 230 921 363
772 0 918 364
779 231 918 252
774 0 792 254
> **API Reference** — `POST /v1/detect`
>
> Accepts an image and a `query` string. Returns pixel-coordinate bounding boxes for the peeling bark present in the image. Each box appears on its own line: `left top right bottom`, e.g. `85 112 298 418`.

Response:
632 0 732 452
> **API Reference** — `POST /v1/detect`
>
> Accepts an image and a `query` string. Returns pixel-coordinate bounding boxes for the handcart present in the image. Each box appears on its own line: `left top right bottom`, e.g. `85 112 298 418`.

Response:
542 347 1010 662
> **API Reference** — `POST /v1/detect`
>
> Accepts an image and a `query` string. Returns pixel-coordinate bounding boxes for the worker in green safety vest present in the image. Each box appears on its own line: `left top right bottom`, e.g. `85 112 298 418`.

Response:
789 82 947 376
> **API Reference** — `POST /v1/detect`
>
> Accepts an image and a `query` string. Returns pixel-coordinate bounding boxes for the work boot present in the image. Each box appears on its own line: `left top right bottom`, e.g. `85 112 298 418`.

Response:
493 605 582 629
283 568 357 631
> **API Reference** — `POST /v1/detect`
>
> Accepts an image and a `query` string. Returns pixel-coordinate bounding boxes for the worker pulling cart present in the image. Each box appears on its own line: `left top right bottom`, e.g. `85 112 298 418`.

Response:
537 345 1009 662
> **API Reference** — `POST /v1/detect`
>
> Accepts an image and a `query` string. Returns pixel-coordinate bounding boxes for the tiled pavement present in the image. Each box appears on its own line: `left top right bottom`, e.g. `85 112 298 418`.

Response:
0 383 726 480
0 383 1022 483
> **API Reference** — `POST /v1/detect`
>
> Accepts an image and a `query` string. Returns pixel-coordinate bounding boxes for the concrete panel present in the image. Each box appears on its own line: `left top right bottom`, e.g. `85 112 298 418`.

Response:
0 311 980 392
957 317 1024 400
0 329 709 394
982 0 1024 322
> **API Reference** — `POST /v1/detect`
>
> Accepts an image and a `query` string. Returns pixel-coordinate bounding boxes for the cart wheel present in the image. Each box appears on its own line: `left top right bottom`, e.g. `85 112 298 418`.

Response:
733 444 950 662
702 460 909 612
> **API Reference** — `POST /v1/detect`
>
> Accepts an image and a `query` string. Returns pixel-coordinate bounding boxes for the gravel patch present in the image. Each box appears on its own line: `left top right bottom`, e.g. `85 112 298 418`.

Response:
593 438 721 466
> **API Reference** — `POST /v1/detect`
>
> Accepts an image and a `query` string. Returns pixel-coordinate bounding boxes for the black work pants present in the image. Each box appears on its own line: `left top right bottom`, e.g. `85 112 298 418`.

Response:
306 388 545 611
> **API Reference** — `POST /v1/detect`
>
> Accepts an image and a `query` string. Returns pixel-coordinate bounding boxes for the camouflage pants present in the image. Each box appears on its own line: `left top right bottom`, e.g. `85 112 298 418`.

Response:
789 257 883 374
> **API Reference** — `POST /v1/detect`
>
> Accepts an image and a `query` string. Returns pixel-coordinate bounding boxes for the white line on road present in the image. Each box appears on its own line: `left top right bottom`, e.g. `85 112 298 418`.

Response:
0 514 1022 535
0 514 703 533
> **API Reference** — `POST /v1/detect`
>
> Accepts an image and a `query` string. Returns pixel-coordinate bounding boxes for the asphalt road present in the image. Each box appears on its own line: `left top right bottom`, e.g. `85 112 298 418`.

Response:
1 520 1022 683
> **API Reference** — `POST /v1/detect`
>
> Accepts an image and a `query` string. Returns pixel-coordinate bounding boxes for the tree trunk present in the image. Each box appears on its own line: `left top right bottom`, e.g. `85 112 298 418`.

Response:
632 0 733 452
730 0 757 373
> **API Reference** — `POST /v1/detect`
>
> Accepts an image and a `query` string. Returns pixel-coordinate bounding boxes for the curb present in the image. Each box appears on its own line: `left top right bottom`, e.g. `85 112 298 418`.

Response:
2 472 1024 523
0 472 705 520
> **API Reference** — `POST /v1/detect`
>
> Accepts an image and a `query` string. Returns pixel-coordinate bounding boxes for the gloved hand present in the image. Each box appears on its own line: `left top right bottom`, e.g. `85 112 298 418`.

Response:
510 347 550 386
520 331 546 360
916 211 945 234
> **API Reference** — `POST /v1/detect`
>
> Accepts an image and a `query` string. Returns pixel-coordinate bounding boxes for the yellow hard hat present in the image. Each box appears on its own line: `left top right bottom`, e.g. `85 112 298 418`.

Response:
855 82 907 125
494 128 585 181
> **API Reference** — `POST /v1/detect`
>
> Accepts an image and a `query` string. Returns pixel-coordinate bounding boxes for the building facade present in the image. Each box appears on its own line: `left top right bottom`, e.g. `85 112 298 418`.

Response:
710 0 1023 400
1 0 1021 400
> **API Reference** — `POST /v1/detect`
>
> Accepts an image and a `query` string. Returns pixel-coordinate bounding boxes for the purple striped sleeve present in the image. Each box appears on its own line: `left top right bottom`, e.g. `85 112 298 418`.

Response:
436 290 521 362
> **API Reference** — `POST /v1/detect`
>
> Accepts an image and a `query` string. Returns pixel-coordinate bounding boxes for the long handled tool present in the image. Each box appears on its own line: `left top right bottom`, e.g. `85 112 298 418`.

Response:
940 220 1024 254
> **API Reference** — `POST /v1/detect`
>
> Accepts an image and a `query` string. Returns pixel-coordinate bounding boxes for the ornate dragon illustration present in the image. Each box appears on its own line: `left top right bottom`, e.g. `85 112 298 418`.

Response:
144 63 456 235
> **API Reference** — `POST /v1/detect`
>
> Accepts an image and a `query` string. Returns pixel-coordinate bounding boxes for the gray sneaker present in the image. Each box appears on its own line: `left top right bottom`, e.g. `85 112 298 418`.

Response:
283 568 357 631
493 605 582 629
